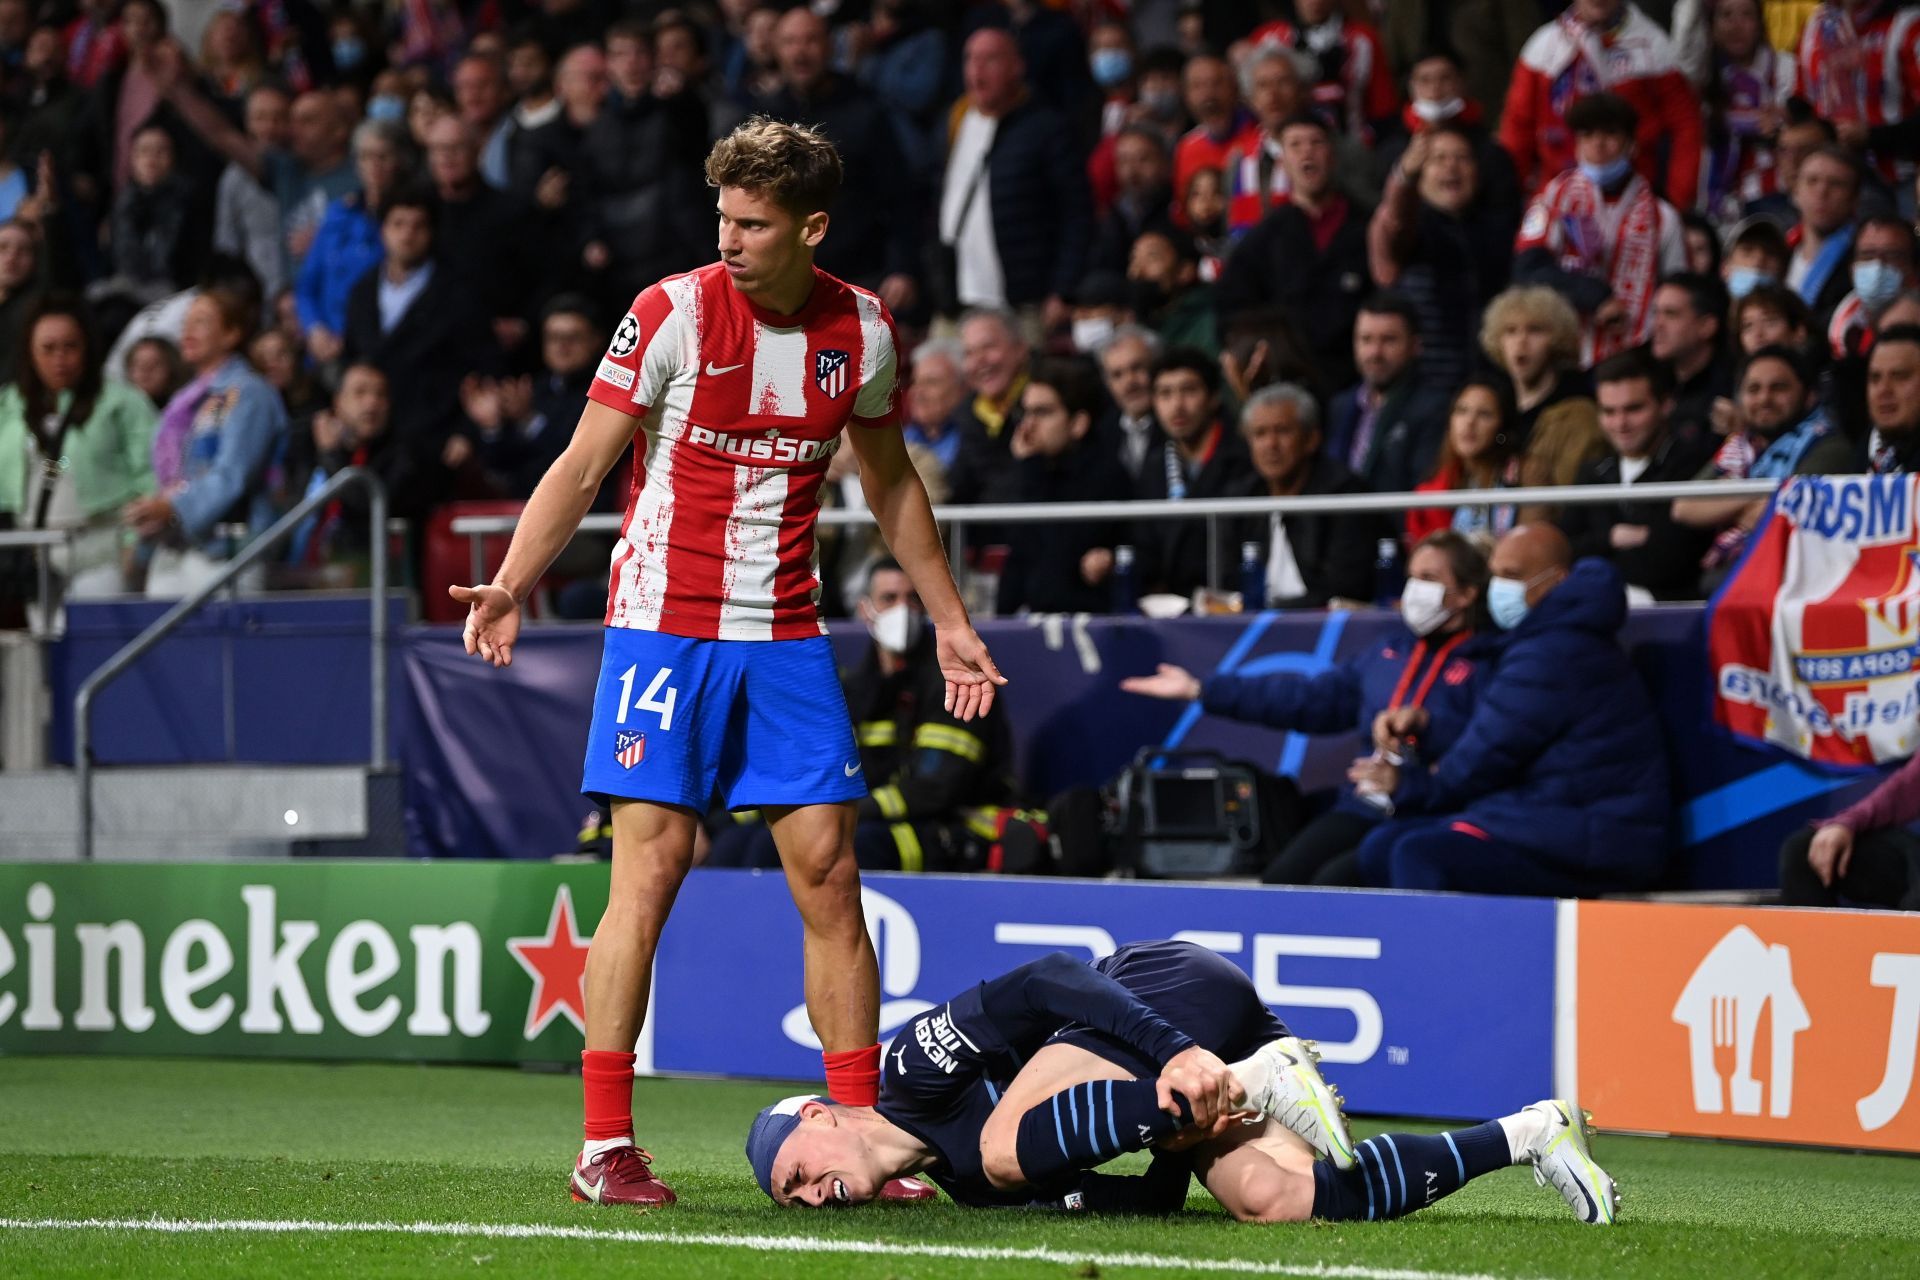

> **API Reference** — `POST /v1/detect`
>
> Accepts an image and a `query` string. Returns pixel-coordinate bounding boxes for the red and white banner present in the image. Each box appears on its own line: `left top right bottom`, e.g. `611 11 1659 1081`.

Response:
1708 475 1920 766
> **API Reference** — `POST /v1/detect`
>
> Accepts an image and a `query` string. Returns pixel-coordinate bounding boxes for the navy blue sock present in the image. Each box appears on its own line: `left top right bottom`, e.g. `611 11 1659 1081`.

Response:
1311 1121 1511 1221
1013 1078 1193 1184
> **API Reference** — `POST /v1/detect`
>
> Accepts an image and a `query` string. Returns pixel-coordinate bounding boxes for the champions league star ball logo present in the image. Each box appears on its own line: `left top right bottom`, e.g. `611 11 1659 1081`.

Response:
610 314 640 358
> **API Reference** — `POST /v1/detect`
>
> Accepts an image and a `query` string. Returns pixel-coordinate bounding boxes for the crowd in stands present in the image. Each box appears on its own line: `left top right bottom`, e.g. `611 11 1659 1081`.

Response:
3 0 1920 906
0 0 1918 617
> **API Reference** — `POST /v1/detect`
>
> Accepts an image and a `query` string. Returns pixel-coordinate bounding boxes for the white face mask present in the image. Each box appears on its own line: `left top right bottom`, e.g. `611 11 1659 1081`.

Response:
1400 577 1452 635
1072 316 1116 354
868 602 924 654
1411 97 1464 124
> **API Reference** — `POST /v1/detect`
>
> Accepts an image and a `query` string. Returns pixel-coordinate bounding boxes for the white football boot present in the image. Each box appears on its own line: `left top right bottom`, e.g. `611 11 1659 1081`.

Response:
1231 1036 1358 1170
1520 1099 1620 1226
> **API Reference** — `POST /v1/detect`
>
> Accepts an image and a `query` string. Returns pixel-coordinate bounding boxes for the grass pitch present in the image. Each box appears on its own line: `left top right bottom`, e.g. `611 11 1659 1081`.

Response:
2 1057 1917 1279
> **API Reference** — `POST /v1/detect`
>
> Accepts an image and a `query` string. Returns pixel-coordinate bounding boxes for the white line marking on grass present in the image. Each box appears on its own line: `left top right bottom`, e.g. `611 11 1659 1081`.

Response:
0 1217 1538 1280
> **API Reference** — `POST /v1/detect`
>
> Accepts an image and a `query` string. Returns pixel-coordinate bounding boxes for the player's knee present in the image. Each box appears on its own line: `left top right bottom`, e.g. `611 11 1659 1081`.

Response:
1223 1166 1313 1224
979 1132 1026 1191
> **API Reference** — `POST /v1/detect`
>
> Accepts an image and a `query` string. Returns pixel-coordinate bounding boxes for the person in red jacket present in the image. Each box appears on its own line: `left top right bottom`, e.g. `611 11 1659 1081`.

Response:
1797 0 1920 186
1247 0 1397 143
1500 0 1704 209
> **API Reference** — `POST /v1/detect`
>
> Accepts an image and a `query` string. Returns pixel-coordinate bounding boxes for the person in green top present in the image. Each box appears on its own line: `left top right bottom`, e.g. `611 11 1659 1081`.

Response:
0 295 159 598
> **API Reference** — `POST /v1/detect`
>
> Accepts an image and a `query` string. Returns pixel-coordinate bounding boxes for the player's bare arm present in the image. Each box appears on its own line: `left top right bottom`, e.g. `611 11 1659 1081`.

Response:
448 398 637 667
848 424 1007 721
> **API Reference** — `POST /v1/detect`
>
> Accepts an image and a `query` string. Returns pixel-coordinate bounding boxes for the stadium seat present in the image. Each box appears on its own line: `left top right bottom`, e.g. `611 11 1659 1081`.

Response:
421 500 543 624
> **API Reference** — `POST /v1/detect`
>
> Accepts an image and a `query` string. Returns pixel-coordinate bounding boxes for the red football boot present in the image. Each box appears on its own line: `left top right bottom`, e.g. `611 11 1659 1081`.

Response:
878 1177 937 1202
570 1145 677 1206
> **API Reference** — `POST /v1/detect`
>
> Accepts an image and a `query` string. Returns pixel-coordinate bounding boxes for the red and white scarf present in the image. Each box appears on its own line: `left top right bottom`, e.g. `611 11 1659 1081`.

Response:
1544 170 1662 361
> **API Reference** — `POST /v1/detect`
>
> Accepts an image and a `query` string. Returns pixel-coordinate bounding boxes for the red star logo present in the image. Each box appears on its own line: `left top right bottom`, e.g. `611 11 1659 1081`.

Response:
506 885 593 1040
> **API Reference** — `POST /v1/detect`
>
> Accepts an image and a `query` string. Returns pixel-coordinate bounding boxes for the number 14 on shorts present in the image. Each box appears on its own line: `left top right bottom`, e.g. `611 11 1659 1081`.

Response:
615 664 678 731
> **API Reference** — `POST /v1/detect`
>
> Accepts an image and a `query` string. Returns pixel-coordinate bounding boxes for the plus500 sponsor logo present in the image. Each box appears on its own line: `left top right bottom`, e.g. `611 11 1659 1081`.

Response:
685 424 841 464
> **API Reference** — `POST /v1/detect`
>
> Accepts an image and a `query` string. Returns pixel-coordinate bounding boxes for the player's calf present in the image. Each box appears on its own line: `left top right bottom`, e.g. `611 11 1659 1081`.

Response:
994 1077 1198 1189
1305 1098 1618 1225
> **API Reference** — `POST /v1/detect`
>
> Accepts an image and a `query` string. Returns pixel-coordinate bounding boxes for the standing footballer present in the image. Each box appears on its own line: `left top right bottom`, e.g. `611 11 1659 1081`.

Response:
451 118 1005 1206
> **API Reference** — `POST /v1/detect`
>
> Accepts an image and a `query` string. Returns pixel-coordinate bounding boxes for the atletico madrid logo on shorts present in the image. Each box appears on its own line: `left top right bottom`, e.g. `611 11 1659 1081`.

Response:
614 730 647 769
815 349 850 399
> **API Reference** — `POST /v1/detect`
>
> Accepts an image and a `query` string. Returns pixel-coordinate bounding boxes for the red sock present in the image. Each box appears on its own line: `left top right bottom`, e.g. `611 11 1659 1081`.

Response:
823 1044 881 1106
581 1049 637 1142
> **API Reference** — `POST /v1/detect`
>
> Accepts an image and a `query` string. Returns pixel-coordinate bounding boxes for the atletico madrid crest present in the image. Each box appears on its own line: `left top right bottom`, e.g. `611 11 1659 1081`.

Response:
815 349 850 399
614 730 647 769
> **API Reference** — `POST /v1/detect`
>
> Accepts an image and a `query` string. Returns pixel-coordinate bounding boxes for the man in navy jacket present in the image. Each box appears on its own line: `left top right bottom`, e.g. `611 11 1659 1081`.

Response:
1349 525 1670 895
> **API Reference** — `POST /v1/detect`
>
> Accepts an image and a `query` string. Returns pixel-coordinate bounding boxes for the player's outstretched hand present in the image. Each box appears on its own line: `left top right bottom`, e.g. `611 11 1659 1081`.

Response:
449 583 521 668
1159 1045 1241 1136
937 625 1009 722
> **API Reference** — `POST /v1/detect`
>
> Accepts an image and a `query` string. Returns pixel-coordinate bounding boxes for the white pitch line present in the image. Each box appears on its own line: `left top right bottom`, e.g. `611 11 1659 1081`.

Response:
0 1216 1542 1280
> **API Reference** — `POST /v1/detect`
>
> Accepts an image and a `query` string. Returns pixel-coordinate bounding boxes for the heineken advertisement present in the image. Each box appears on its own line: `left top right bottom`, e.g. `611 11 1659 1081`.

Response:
0 862 618 1064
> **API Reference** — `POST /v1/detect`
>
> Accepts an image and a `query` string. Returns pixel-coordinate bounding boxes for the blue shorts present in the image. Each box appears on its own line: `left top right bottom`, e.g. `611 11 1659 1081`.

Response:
1050 941 1290 1077
579 628 866 811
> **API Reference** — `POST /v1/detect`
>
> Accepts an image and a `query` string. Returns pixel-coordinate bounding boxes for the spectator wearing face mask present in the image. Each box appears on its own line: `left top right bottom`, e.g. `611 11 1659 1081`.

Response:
1347 524 1671 896
1374 47 1520 227
1065 270 1136 357
1513 93 1687 366
1721 216 1791 304
1500 0 1703 209
1122 529 1497 886
1820 215 1920 436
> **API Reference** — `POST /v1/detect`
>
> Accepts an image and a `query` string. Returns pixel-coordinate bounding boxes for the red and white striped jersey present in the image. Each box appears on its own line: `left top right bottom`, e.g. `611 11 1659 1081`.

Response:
585 262 901 641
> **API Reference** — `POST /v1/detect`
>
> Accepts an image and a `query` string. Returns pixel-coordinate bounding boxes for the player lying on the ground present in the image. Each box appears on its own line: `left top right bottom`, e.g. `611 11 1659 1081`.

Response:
746 941 1619 1225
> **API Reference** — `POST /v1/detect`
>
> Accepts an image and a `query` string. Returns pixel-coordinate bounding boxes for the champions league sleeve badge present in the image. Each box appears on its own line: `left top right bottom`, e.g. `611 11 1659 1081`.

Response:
610 314 641 358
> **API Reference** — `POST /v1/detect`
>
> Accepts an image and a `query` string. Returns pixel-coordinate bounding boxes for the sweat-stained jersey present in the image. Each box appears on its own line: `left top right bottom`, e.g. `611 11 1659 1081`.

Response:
585 262 902 640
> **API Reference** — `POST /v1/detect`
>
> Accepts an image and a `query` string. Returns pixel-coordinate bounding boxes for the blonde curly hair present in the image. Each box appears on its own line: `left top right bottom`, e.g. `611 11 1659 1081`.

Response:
1479 285 1583 374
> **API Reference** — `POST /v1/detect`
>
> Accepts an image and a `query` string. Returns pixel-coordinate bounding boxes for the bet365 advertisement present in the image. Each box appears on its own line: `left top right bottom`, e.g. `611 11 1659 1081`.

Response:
0 863 1553 1121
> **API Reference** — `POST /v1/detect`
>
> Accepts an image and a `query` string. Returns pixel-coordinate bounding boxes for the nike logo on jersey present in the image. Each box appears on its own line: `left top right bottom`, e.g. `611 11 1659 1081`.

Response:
844 761 862 776
704 362 745 376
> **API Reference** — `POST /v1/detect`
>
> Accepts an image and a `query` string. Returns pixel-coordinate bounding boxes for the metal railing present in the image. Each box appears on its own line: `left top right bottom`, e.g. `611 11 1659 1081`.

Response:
449 477 1785 596
73 467 390 860
0 528 72 636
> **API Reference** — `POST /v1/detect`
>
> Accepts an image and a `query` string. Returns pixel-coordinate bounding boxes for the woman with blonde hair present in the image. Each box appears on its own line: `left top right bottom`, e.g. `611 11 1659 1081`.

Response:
1479 285 1604 500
